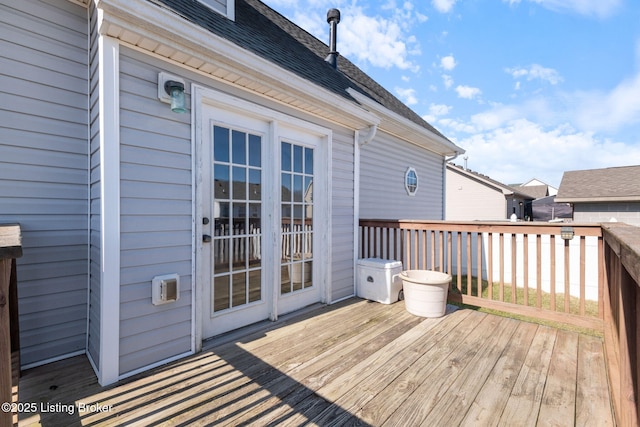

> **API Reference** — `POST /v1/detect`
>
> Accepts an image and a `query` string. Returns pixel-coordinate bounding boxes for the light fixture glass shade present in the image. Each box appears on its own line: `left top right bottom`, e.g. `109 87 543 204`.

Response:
560 226 574 240
164 80 187 113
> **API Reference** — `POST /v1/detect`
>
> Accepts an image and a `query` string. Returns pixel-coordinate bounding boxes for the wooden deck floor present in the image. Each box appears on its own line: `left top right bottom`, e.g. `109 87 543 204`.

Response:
17 298 614 426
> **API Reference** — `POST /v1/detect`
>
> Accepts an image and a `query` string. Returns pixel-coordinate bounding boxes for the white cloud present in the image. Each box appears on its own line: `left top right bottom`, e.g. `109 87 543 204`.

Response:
506 64 563 85
423 103 452 123
455 85 482 99
440 55 457 71
432 0 457 13
572 73 640 132
442 74 454 89
395 87 419 105
290 4 424 72
505 0 621 18
449 119 640 185
430 103 452 116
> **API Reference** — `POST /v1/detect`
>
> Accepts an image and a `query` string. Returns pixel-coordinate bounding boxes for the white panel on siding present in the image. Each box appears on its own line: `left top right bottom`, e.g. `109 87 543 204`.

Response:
360 132 444 220
118 51 193 375
0 0 88 367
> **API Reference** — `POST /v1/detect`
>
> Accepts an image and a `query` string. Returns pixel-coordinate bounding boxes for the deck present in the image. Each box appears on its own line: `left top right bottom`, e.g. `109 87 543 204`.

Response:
17 298 613 426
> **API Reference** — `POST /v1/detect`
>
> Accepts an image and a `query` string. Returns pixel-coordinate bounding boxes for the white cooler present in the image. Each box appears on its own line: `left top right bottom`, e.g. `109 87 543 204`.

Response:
356 258 403 304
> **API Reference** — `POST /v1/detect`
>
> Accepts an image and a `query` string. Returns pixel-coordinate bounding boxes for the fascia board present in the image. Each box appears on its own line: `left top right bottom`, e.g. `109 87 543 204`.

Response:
555 196 640 203
347 88 464 156
97 0 380 128
447 164 509 194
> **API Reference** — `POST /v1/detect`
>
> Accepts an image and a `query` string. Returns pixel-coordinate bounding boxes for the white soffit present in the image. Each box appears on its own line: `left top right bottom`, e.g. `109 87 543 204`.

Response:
96 0 379 130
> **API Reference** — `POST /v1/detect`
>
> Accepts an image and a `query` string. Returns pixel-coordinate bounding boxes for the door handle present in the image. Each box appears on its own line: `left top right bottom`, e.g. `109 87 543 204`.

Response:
202 234 212 243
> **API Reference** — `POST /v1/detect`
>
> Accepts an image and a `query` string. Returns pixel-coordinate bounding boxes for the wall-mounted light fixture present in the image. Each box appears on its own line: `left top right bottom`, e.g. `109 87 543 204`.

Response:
560 226 574 241
158 72 188 113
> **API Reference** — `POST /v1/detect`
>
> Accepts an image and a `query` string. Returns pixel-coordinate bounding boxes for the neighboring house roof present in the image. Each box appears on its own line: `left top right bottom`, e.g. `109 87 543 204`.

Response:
516 184 549 200
556 165 640 203
446 164 533 199
146 0 461 154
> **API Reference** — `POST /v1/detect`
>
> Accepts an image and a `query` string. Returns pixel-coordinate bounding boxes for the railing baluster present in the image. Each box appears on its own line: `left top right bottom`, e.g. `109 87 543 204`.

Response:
511 233 517 304
447 231 452 276
456 232 462 293
499 233 504 302
467 232 472 296
564 238 571 313
580 236 586 316
550 234 556 311
536 234 542 309
488 232 493 301
523 233 529 307
477 232 482 298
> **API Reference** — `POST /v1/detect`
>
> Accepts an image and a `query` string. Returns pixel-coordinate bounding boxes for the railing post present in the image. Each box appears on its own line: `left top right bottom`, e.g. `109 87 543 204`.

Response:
0 224 22 427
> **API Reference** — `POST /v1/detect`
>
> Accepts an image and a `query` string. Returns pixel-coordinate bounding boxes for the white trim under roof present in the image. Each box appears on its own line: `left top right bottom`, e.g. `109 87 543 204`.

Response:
555 195 640 203
96 0 379 130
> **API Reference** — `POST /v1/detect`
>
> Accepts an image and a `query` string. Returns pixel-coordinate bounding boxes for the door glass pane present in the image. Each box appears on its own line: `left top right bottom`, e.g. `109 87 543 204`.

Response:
281 142 291 172
249 169 261 200
232 130 246 164
305 147 313 174
233 166 246 200
232 271 247 307
214 276 230 312
214 166 229 199
212 125 263 314
214 126 229 162
281 141 314 295
249 134 261 167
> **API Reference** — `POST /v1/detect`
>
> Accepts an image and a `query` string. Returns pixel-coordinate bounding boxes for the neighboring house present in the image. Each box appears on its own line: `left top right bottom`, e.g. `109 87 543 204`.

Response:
0 0 463 385
556 165 640 226
446 164 533 221
516 178 558 197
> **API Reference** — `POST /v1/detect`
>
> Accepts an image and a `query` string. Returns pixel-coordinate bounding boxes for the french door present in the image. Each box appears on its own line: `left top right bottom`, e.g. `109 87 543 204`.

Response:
199 101 327 339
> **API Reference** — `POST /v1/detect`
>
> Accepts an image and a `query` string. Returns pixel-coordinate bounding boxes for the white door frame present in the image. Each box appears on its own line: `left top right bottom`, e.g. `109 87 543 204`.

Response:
192 85 332 347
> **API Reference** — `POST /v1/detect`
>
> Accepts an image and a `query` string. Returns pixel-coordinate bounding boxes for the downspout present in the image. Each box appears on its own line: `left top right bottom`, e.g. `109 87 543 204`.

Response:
442 151 461 220
352 125 378 298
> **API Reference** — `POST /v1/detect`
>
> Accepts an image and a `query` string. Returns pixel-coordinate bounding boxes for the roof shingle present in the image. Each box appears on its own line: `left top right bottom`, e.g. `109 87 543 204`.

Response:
556 165 640 202
150 0 449 140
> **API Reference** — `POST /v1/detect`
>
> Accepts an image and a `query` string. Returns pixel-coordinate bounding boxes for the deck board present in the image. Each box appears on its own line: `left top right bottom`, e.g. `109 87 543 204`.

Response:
17 298 614 426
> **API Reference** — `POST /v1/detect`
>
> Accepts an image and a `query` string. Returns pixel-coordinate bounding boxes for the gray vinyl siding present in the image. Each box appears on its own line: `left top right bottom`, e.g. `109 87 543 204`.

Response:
360 132 445 220
87 0 100 367
118 51 192 375
330 129 355 301
573 202 640 226
445 169 507 221
0 0 88 366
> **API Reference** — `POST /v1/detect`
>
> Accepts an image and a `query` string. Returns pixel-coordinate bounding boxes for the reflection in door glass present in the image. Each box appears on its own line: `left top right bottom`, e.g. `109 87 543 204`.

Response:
281 141 314 295
212 126 263 312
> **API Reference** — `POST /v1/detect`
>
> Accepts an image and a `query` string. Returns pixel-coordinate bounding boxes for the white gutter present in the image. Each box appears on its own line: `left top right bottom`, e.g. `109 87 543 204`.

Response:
347 88 464 156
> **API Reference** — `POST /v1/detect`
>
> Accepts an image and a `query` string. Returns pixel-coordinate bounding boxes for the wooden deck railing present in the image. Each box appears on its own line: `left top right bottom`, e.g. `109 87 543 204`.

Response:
0 224 22 427
602 223 640 427
359 219 604 331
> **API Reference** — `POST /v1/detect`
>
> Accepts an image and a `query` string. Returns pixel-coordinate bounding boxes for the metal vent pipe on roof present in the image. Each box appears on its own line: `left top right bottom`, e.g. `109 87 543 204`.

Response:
325 8 340 69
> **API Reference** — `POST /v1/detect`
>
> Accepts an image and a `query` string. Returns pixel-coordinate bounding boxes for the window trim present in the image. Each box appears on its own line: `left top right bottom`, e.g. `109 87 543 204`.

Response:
405 167 418 196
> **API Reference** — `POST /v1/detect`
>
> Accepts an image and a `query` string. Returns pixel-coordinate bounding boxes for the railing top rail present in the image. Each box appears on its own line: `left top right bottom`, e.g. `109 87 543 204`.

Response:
359 219 603 237
0 224 22 259
602 223 640 287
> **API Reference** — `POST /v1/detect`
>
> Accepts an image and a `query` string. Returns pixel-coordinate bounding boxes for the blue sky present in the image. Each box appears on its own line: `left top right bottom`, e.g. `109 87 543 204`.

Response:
262 0 640 187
